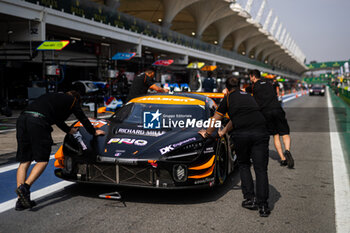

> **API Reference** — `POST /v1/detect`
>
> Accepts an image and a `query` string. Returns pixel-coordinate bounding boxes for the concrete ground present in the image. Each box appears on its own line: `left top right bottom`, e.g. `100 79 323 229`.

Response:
0 94 343 233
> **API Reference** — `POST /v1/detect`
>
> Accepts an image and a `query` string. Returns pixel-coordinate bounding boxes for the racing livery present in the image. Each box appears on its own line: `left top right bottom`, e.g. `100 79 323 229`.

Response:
54 93 236 188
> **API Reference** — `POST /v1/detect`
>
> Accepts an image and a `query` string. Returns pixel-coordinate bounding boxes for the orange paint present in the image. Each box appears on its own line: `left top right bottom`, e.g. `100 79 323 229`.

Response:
188 165 215 179
189 155 215 170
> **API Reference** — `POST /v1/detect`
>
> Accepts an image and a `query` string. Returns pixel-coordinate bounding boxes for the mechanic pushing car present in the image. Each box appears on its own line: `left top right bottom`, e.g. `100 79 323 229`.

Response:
245 69 294 169
199 77 271 217
15 90 105 211
126 68 168 101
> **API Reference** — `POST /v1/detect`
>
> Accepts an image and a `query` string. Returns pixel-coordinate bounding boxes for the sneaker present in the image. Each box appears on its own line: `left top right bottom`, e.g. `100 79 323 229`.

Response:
280 160 287 166
284 150 294 169
259 205 271 217
15 184 32 209
242 198 258 210
15 199 37 211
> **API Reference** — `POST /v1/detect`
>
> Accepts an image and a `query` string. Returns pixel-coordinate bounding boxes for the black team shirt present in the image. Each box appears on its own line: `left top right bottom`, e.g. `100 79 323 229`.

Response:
26 93 96 135
127 72 155 101
245 79 281 112
216 90 266 132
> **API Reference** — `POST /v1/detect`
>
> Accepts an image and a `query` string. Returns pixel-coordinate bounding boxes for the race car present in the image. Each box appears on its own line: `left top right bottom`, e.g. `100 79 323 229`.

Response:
309 84 325 96
54 93 236 188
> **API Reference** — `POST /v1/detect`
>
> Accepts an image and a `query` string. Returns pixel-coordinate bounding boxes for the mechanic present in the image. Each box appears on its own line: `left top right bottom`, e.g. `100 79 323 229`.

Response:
199 77 271 217
245 69 294 168
126 68 168 101
15 90 105 211
202 71 216 92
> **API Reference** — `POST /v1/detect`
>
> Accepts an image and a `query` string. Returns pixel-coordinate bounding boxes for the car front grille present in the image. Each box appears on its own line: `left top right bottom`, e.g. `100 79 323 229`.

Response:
88 163 154 186
118 165 153 185
89 164 117 183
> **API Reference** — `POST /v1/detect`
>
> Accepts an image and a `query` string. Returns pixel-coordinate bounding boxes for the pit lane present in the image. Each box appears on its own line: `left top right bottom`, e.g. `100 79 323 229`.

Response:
0 92 343 232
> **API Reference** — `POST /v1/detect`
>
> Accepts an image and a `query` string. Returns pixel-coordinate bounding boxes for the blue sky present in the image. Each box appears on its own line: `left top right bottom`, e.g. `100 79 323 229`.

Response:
266 0 350 63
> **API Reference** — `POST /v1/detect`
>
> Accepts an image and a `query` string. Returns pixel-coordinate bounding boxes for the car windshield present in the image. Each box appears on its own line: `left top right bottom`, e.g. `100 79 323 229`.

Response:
111 103 208 126
312 85 323 89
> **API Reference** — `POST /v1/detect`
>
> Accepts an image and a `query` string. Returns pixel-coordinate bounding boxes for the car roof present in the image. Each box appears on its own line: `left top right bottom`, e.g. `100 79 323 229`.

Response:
129 93 212 105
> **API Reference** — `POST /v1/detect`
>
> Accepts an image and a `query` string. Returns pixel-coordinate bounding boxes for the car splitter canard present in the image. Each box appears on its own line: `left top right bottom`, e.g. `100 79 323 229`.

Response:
98 191 126 207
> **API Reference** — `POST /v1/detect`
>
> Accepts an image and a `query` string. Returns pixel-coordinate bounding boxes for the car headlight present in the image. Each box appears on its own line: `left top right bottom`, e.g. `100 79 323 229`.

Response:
164 142 203 161
173 164 187 182
310 89 313 92
181 142 203 151
321 89 325 93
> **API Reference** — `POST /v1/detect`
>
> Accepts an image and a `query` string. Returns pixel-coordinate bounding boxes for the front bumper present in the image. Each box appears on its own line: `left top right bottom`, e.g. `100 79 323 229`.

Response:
55 155 216 189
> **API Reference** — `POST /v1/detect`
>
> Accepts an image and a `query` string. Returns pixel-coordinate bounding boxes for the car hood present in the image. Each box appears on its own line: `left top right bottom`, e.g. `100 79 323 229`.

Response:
97 123 204 160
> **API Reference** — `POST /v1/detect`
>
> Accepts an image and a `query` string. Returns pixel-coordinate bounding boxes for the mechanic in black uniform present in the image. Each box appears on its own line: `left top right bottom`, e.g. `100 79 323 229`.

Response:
126 68 168 101
199 77 271 217
202 71 216 92
245 69 294 168
15 91 105 211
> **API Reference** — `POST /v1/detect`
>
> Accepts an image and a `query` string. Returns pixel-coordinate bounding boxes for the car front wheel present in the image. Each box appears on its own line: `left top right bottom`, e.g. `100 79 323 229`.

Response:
215 137 228 185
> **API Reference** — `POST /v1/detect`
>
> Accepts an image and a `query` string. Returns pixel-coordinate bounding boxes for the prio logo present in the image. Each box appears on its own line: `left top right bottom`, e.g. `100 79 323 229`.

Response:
143 110 162 129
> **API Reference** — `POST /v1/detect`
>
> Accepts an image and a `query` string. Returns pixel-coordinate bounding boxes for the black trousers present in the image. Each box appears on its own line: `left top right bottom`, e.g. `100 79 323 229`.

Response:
231 131 270 205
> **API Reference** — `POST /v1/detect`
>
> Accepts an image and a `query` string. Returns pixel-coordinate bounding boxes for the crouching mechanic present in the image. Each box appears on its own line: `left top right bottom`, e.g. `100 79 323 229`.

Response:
199 77 271 217
15 90 105 210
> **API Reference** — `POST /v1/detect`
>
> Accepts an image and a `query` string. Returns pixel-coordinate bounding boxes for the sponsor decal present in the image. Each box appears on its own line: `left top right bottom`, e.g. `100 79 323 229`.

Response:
131 96 205 105
159 137 197 155
114 149 125 157
117 128 166 137
107 138 148 146
194 177 215 185
143 109 221 129
204 147 214 153
74 119 107 128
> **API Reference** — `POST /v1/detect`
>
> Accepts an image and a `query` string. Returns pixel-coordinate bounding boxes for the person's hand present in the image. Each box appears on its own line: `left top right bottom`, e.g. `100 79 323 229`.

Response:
69 127 78 134
163 88 169 93
218 128 225 138
222 88 228 95
198 129 208 138
95 129 105 136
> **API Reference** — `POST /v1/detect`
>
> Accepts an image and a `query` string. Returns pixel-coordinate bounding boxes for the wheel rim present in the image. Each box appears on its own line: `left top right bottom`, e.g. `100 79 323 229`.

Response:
216 137 228 184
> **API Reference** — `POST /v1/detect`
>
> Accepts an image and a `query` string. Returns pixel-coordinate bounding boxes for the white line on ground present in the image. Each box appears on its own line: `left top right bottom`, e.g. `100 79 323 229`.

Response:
0 181 73 213
0 155 55 174
0 128 16 133
326 87 350 233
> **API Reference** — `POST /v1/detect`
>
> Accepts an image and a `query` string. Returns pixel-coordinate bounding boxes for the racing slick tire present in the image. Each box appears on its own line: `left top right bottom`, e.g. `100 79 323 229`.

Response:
215 137 228 185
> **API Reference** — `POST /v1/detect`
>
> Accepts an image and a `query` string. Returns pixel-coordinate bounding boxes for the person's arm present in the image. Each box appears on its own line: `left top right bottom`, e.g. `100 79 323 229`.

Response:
144 74 168 93
56 121 71 134
71 101 105 136
218 120 233 137
149 84 169 93
198 96 227 138
198 113 223 138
